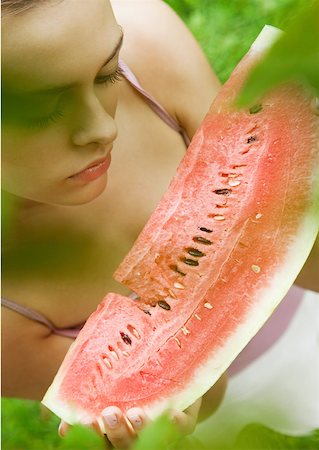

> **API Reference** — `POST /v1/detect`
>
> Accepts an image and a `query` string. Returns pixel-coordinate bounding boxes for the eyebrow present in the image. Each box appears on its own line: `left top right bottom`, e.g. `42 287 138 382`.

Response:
26 30 124 96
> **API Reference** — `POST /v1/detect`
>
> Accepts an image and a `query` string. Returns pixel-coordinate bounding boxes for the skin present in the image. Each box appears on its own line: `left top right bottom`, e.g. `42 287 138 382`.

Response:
2 0 317 448
2 0 225 448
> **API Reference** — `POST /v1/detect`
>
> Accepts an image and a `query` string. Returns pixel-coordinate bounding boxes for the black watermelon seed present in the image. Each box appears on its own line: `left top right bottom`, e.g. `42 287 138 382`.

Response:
249 104 262 114
158 300 171 310
120 332 132 345
143 309 151 316
199 227 213 233
169 264 186 276
187 248 205 257
214 189 232 196
183 258 199 266
247 135 257 144
193 236 212 245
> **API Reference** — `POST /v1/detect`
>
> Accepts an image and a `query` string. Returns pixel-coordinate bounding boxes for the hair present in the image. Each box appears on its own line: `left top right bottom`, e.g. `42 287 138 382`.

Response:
1 0 61 17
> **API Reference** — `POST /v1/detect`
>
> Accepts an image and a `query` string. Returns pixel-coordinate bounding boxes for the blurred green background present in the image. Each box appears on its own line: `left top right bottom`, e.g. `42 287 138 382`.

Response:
2 0 317 449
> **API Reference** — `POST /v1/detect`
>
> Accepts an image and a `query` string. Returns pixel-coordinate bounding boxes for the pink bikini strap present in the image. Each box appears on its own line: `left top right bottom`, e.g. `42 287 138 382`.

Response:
1 297 83 339
119 59 191 148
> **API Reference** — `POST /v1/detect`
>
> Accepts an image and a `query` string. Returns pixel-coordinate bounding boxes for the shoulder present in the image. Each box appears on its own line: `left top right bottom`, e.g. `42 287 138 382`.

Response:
111 0 221 139
2 305 72 399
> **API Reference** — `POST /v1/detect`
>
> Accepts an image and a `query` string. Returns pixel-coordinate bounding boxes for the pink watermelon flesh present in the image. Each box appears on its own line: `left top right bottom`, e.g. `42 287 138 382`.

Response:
42 26 319 426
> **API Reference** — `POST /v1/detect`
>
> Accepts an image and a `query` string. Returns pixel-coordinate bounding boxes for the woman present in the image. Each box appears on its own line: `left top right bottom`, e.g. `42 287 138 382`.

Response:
2 0 226 448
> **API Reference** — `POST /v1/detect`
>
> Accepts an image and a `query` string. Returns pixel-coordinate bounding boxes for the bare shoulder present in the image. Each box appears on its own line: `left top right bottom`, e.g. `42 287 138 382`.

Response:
111 0 220 138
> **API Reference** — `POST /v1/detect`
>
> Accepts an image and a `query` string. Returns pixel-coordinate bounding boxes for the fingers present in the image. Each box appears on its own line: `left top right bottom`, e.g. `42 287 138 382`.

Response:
96 406 150 450
58 420 70 438
126 407 151 433
311 97 319 115
58 400 199 449
170 397 202 435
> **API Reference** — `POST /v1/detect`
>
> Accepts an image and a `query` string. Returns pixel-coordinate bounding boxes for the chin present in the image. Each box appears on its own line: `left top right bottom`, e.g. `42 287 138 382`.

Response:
62 175 108 206
5 174 109 207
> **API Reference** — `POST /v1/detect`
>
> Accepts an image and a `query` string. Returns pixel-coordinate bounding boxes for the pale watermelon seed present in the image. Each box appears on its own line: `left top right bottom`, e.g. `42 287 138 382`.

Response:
103 357 112 369
231 164 247 169
182 326 190 335
255 213 263 219
204 302 213 309
174 282 185 289
194 314 202 321
211 214 225 221
174 337 182 347
228 180 241 187
108 346 119 361
246 124 258 134
168 289 177 299
127 325 140 339
122 351 130 357
251 265 261 273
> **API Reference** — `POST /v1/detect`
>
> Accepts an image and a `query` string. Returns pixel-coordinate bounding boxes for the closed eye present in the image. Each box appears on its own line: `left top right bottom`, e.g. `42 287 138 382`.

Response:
95 66 123 85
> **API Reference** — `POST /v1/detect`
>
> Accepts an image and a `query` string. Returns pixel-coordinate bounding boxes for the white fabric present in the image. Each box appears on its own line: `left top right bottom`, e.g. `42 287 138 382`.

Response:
196 288 319 443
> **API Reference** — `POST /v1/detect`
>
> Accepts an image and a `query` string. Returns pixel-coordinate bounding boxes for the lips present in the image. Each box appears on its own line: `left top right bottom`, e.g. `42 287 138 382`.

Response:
69 153 112 183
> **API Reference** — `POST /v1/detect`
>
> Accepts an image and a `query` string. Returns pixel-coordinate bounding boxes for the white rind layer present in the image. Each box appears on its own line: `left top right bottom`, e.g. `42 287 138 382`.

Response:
42 196 318 423
138 201 319 418
42 341 95 425
250 25 283 52
41 25 319 425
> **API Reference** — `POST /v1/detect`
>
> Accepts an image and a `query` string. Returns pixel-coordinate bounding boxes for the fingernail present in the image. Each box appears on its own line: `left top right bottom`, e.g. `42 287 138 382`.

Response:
169 413 178 424
311 97 319 115
103 413 119 429
58 422 65 437
127 412 143 429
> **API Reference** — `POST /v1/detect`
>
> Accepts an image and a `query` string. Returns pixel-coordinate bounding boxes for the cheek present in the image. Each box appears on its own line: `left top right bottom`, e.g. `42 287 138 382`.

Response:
1 128 66 195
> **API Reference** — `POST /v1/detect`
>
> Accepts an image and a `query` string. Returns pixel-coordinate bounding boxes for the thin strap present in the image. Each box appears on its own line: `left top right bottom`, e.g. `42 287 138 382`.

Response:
1 297 84 339
119 59 191 147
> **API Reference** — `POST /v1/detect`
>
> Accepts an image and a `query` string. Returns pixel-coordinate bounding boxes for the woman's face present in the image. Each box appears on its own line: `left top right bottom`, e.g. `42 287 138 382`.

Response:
2 0 123 205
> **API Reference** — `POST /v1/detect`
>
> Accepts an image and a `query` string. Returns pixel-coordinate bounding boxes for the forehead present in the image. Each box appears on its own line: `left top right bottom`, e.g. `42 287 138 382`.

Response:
2 0 119 92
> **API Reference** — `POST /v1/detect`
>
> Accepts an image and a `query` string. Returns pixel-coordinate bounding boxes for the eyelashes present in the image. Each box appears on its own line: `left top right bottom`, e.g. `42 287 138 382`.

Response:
95 66 123 85
24 66 123 130
24 109 64 130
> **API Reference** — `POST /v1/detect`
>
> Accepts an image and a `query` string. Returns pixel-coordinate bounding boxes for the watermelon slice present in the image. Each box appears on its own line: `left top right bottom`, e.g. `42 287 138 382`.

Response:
42 26 319 426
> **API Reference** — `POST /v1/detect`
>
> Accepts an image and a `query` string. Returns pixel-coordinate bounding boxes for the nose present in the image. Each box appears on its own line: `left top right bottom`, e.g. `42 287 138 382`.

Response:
71 95 118 148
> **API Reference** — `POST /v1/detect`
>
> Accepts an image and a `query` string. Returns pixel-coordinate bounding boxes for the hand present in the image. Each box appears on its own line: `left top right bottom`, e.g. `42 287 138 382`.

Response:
58 397 202 449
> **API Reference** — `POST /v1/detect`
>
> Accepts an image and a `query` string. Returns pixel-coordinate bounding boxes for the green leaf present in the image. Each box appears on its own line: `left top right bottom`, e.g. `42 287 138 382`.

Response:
132 414 183 450
237 0 319 106
57 425 104 450
234 423 319 450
